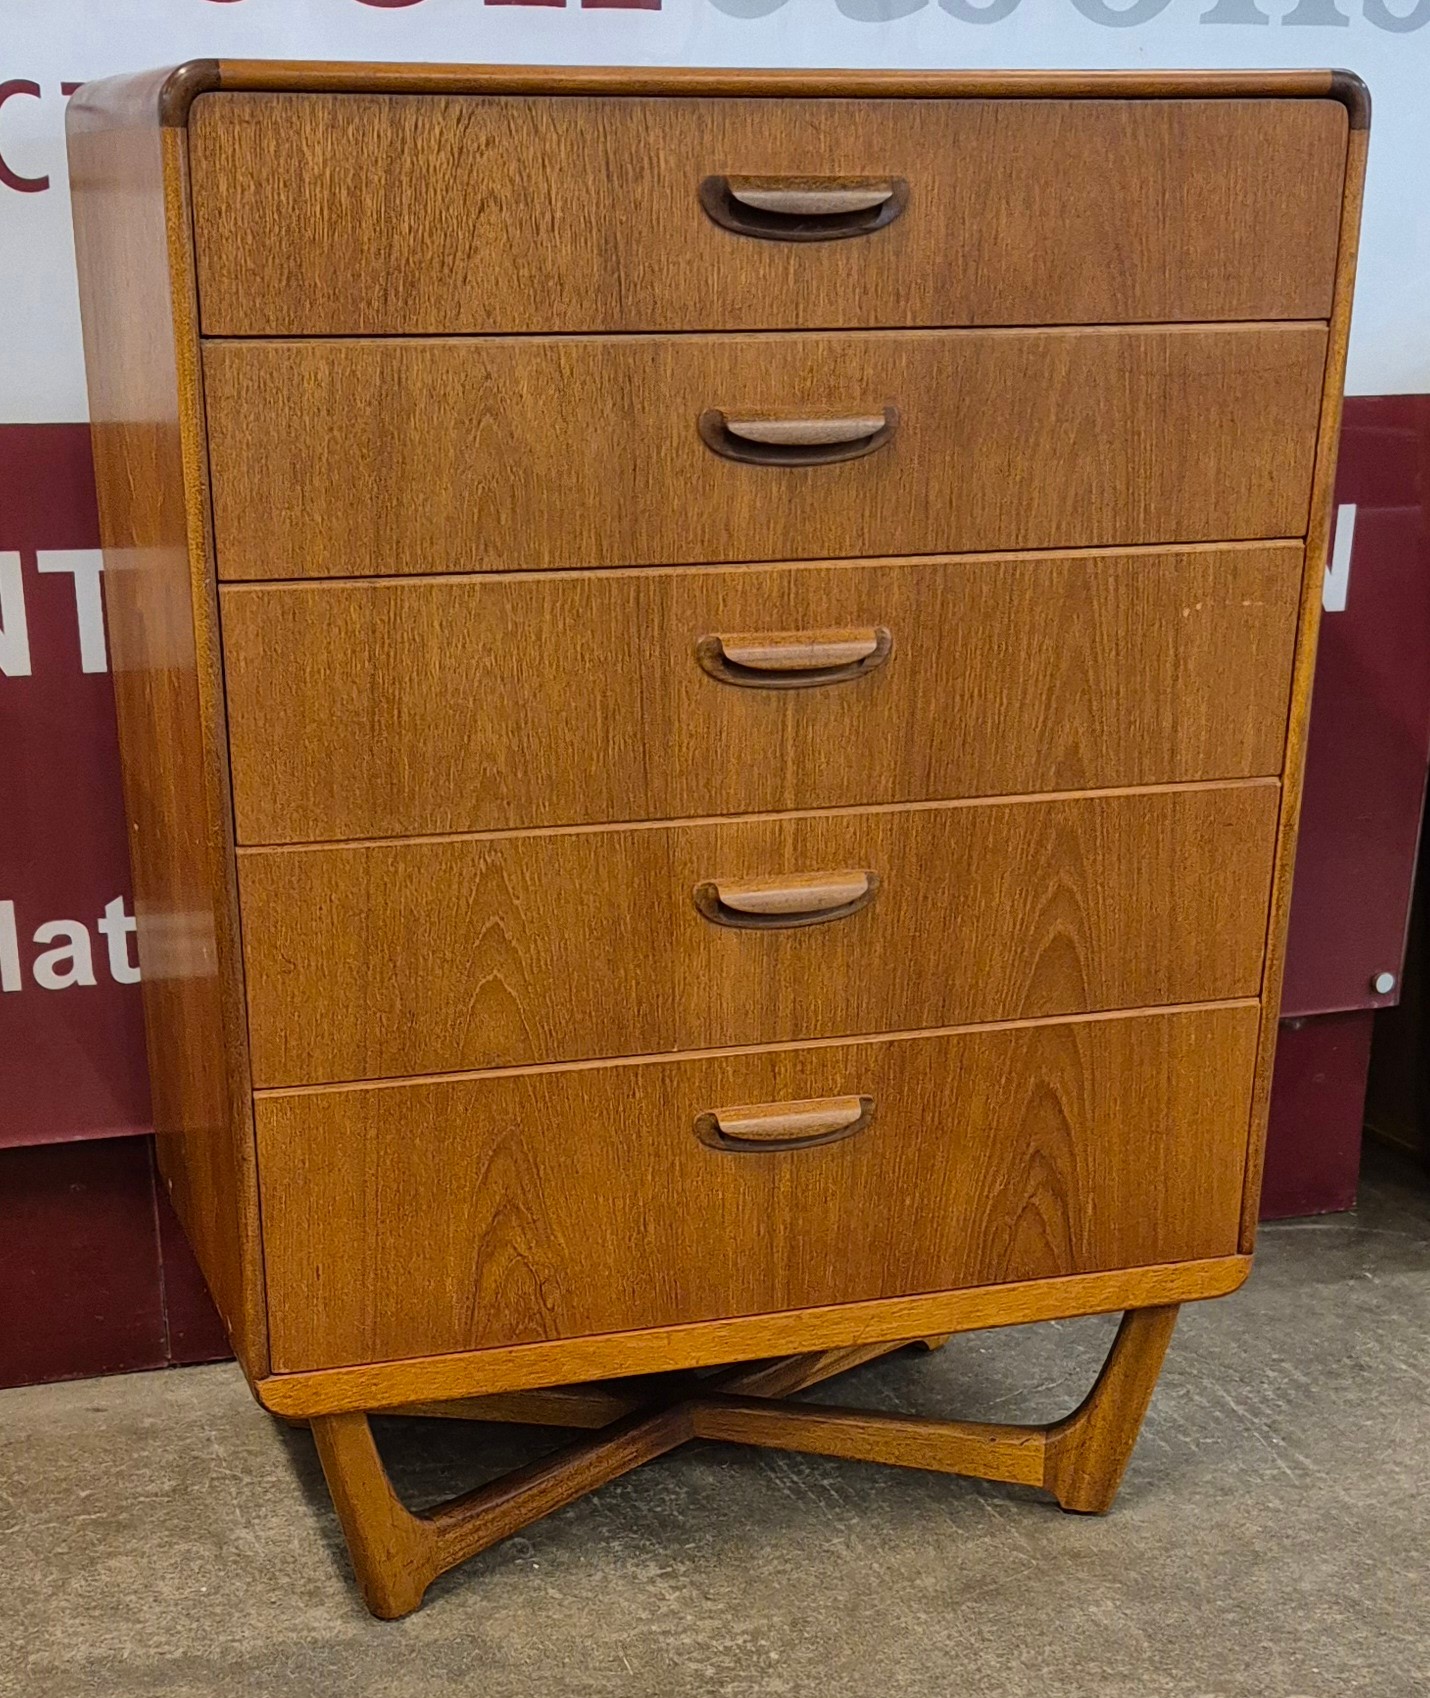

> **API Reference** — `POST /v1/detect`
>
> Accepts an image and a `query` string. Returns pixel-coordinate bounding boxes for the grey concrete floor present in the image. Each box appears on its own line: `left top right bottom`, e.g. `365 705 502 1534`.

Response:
4 1145 1428 1698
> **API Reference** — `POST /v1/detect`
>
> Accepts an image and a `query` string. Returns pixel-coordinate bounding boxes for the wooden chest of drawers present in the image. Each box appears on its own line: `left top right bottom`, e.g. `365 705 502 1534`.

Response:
69 61 1366 1617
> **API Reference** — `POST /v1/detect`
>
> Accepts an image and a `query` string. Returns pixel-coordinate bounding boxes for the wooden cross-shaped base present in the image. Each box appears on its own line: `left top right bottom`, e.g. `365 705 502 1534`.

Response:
305 1305 1179 1618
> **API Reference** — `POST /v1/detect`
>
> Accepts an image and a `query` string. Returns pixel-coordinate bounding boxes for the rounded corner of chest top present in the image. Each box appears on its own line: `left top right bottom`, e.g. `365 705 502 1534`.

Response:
158 61 225 128
1327 69 1371 133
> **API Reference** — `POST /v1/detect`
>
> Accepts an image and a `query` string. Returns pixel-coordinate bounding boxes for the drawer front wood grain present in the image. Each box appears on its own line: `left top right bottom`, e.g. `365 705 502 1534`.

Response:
256 1004 1260 1369
188 93 1346 335
237 783 1278 1087
202 326 1326 580
222 546 1303 844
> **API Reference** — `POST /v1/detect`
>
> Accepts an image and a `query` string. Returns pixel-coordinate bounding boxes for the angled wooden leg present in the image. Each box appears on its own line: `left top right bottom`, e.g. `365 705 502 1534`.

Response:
312 1403 692 1618
311 1412 437 1619
1042 1304 1180 1513
689 1305 1180 1515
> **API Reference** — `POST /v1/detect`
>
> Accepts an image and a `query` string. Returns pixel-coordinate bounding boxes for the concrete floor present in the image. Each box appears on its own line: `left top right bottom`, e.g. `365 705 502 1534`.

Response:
4 1146 1428 1698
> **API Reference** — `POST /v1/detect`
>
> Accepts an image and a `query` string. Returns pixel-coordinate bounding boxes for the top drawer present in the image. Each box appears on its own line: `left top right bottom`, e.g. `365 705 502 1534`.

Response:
186 93 1347 336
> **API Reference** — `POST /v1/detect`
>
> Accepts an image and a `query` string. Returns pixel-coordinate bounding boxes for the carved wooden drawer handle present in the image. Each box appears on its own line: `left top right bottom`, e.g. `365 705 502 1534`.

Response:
700 175 908 242
693 869 879 930
696 626 893 690
699 407 898 466
695 1095 875 1153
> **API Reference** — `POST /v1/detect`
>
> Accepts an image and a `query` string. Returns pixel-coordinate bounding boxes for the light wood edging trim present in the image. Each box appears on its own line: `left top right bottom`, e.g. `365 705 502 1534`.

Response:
252 997 1261 1099
66 77 268 1378
149 60 1368 124
165 135 270 1375
235 777 1280 858
1238 122 1369 1254
256 1256 1250 1417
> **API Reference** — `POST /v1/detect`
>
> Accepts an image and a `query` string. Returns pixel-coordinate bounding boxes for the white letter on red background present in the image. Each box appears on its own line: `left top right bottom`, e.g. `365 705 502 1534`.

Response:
0 901 21 992
37 550 107 673
0 553 31 678
31 919 96 990
98 896 141 984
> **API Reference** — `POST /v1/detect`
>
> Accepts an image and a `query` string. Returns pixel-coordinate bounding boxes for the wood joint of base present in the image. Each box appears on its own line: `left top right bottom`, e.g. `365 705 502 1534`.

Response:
254 1255 1252 1419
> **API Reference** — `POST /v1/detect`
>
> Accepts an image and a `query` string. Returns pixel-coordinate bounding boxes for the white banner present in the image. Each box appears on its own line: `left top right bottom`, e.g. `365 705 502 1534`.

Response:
4 0 1428 420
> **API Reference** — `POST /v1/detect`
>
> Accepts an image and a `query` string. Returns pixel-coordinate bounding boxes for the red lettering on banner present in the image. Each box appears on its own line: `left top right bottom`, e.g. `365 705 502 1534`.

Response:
0 80 46 193
0 82 87 195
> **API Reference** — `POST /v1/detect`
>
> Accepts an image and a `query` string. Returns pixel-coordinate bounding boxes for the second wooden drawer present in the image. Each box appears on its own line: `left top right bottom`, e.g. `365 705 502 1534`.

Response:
203 325 1325 578
237 783 1278 1086
221 544 1302 843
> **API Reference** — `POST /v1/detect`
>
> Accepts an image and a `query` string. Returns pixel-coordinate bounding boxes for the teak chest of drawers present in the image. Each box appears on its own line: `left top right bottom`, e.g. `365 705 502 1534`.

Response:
69 61 1366 1617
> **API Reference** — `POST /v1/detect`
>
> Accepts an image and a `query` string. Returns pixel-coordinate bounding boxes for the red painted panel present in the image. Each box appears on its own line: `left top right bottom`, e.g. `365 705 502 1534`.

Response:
0 1137 165 1387
1281 397 1430 1017
1365 843 1430 1159
1261 1012 1375 1220
0 424 149 1147
1262 398 1430 1217
0 1137 230 1386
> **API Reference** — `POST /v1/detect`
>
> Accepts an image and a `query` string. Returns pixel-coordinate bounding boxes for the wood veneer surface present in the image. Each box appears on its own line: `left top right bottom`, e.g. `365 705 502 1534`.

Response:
188 92 1346 335
221 544 1302 843
202 325 1326 579
237 783 1279 1086
64 63 1365 1421
257 1004 1259 1368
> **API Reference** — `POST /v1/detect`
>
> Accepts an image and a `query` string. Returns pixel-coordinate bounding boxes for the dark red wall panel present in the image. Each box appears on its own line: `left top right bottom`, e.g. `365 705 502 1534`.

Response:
1282 397 1430 1017
0 424 150 1148
0 1138 165 1387
1262 1012 1376 1221
1263 398 1430 1216
0 1138 228 1387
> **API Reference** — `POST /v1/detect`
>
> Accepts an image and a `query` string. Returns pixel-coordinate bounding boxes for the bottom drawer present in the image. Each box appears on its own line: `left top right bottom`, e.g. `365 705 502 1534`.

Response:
258 1004 1259 1372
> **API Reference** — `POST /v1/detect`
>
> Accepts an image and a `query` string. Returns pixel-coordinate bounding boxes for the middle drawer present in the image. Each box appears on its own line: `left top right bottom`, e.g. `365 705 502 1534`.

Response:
221 545 1301 844
237 783 1278 1087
